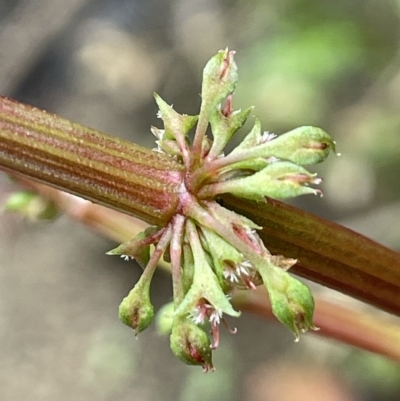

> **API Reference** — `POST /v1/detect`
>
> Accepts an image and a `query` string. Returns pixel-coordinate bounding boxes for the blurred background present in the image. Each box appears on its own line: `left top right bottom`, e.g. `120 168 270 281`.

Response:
1 0 400 400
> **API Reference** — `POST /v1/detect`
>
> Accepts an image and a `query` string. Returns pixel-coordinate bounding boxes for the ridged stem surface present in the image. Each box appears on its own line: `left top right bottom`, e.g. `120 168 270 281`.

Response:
222 195 400 316
0 97 184 225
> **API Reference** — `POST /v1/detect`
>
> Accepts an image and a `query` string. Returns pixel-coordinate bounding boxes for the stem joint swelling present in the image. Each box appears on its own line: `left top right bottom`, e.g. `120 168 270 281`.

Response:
107 49 335 371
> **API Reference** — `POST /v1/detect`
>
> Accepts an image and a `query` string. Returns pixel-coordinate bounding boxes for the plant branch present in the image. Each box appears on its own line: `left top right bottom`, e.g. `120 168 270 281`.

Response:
221 195 400 316
1 96 400 318
0 97 184 226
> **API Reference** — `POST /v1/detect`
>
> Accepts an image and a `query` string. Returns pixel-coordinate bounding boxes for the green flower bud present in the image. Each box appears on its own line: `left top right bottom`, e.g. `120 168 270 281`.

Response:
170 316 213 371
199 49 238 122
3 190 59 220
205 161 321 201
215 126 334 178
119 277 154 335
264 126 335 165
257 261 317 340
231 126 334 167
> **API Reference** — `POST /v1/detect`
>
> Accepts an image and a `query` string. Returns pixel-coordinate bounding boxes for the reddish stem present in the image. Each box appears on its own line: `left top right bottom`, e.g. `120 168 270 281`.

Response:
0 96 184 226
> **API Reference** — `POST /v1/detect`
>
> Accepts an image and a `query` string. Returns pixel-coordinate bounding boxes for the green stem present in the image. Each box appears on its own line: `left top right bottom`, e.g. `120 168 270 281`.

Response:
198 180 236 198
170 214 186 305
191 113 209 169
141 225 172 281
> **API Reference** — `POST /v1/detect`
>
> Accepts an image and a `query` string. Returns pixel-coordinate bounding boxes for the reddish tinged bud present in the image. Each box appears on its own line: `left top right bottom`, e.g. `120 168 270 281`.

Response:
255 126 335 165
200 48 238 121
258 261 318 340
119 279 154 335
201 161 322 201
170 317 214 372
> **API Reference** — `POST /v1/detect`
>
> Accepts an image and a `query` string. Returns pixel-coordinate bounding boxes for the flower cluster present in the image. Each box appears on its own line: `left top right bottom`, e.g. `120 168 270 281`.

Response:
108 49 335 371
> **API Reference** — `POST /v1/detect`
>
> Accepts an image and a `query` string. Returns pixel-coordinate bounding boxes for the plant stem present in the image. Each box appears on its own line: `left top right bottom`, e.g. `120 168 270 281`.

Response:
221 195 400 316
1 96 400 317
0 97 184 226
170 214 186 304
